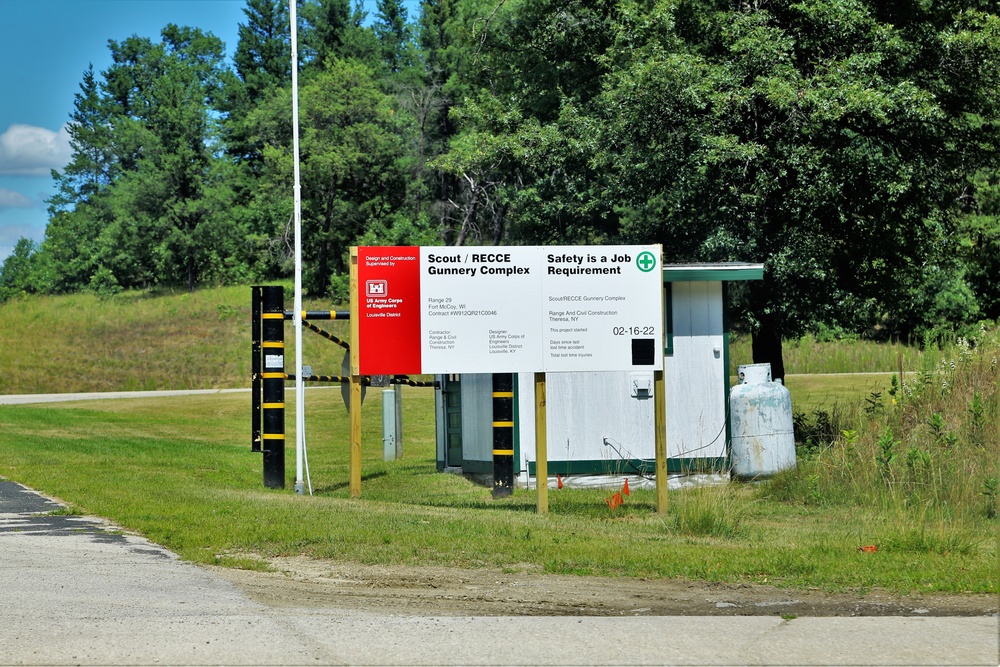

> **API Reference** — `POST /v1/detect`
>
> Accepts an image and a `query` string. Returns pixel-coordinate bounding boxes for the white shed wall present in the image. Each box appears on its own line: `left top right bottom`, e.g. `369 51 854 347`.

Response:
519 371 656 470
664 281 727 459
514 281 728 472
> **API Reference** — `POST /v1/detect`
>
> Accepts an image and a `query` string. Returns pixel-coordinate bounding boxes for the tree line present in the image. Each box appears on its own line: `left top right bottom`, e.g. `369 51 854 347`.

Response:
2 0 997 375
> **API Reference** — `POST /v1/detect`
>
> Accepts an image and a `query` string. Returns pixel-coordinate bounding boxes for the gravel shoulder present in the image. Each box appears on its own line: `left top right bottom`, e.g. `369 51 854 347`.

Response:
210 556 999 618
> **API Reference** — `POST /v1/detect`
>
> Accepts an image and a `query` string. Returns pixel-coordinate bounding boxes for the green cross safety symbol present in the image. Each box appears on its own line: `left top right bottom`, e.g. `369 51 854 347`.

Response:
636 251 657 272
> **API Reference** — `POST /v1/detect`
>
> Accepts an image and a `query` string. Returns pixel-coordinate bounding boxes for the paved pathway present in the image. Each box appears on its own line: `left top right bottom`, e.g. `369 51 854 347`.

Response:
0 388 251 405
1 479 997 666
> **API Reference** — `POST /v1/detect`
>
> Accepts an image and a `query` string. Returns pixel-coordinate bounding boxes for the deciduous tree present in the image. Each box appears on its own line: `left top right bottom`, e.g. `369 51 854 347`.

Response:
449 0 1000 374
246 58 406 295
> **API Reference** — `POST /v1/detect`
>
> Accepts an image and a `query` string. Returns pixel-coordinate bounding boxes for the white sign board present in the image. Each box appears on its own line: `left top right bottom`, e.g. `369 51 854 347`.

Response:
417 245 662 373
542 246 662 371
421 246 542 372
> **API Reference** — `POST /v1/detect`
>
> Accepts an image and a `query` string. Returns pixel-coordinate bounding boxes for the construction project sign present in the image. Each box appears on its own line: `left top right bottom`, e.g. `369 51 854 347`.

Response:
356 247 422 374
356 245 662 374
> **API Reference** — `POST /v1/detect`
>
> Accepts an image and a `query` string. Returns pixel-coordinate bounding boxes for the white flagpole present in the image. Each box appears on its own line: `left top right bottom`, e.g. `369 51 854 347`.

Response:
290 0 306 495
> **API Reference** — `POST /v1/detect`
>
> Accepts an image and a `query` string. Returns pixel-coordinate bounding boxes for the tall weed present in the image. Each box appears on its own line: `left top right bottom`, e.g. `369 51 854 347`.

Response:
665 485 750 538
761 325 999 524
730 334 923 374
730 329 977 375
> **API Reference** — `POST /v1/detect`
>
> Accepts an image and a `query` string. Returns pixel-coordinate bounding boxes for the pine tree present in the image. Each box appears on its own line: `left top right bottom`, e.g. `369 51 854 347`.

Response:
374 0 412 75
234 0 291 104
44 65 116 291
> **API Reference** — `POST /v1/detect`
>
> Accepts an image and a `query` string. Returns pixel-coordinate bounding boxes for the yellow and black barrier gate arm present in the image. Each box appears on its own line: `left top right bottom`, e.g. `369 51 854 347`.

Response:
282 374 436 388
296 320 350 350
252 289 440 489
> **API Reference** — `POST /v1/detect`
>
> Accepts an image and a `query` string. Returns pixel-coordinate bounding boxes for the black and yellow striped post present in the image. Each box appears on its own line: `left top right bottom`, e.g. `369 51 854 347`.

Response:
260 286 286 489
492 373 515 498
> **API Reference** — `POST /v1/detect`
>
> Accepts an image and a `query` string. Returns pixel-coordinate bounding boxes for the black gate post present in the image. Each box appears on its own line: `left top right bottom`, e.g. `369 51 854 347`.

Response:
261 286 286 489
492 373 515 498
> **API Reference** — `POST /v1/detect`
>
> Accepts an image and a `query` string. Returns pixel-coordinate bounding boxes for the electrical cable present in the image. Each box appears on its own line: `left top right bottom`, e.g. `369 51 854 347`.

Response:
601 436 656 480
602 400 733 475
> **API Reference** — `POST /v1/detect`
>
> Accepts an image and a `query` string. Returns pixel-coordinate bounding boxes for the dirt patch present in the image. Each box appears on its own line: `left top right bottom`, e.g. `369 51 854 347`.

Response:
209 557 998 617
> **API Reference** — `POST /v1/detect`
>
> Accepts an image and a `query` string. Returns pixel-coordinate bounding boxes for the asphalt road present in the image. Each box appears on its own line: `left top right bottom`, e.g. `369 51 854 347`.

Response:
0 388 251 405
1 479 997 666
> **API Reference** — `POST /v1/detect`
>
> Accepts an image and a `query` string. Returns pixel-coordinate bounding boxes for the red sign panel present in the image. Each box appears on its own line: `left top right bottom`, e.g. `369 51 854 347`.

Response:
357 247 422 374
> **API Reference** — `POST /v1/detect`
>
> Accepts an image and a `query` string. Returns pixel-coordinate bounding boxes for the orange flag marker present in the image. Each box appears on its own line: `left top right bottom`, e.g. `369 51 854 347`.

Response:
623 478 631 496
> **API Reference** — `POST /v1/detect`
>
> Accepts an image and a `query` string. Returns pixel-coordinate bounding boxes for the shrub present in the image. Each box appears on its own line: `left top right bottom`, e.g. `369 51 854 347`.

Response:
760 326 999 522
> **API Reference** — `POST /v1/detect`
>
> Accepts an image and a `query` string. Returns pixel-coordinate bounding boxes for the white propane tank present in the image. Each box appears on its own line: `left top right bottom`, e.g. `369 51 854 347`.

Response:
729 363 795 479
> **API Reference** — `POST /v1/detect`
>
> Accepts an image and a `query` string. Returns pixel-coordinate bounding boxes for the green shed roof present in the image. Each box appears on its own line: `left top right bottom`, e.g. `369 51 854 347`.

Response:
662 263 764 282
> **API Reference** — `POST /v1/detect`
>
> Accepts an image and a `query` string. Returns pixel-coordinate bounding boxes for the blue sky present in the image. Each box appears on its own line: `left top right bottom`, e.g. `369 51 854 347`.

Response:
0 0 412 263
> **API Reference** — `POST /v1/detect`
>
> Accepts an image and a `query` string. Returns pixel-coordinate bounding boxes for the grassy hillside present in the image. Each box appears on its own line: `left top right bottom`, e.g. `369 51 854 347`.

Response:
0 284 351 394
0 284 970 395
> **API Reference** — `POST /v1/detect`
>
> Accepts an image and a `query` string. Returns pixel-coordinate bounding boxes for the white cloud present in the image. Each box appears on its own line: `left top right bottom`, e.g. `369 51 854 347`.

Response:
0 205 47 262
0 124 72 176
0 188 34 208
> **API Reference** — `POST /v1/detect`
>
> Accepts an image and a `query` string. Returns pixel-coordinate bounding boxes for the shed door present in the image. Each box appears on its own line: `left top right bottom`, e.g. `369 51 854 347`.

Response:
444 374 463 467
664 281 727 461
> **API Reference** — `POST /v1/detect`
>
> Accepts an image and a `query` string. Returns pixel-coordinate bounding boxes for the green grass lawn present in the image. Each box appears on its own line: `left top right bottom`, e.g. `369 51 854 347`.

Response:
783 373 897 414
0 386 994 595
0 287 994 597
